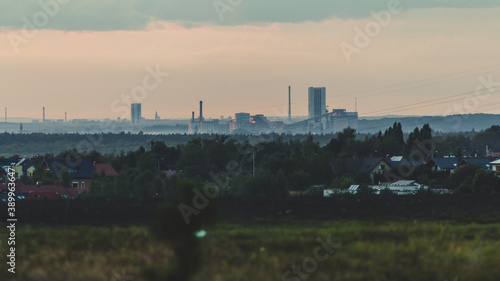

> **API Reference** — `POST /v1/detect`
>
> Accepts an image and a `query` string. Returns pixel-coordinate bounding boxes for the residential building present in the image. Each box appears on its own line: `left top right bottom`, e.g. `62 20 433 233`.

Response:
42 158 96 190
94 163 119 176
426 158 459 173
457 158 496 170
332 157 393 183
490 159 500 172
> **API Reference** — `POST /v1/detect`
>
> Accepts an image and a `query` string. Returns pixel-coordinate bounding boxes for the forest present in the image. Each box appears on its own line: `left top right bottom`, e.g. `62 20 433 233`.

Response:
19 123 500 198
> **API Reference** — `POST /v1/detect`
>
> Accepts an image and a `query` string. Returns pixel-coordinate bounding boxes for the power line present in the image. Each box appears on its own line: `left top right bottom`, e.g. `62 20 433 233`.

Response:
361 86 500 116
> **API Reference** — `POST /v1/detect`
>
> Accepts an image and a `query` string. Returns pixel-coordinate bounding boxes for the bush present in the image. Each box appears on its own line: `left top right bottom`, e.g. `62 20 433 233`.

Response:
472 170 500 193
228 170 288 200
302 185 324 197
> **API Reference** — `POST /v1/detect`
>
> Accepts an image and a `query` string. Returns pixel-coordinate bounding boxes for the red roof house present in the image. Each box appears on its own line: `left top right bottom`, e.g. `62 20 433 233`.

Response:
94 163 119 176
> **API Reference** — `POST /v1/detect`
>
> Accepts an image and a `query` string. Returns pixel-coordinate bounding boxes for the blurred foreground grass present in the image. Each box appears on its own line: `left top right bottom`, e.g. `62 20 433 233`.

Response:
1 219 499 281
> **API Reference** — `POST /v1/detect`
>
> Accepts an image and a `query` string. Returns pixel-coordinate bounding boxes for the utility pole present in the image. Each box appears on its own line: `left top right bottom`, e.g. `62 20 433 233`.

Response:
252 150 255 176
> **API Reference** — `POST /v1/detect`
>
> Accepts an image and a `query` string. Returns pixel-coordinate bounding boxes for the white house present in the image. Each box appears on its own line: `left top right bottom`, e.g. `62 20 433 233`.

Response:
490 159 500 172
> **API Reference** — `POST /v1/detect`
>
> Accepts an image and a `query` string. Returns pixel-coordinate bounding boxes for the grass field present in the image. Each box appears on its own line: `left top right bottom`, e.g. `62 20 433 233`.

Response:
1 219 500 281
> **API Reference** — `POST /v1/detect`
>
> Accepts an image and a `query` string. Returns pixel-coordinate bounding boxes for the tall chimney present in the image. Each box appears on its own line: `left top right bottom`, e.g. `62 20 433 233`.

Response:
199 101 203 122
288 86 291 122
43 107 45 122
4 107 6 123
191 111 195 122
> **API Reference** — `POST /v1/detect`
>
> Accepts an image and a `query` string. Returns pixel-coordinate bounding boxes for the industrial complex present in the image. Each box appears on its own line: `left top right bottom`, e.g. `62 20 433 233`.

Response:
19 86 358 135
187 86 358 134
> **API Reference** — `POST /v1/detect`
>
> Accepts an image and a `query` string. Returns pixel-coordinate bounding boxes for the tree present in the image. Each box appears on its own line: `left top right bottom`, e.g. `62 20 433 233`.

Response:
61 170 72 188
472 170 500 193
41 170 57 185
448 164 480 191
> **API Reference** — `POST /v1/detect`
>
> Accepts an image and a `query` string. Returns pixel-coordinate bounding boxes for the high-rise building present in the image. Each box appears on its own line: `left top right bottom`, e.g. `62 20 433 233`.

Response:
131 103 142 124
235 112 251 130
308 87 326 122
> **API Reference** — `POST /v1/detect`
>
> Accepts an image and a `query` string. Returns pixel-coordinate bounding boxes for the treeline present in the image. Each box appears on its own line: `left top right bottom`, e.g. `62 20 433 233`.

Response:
0 132 341 156
3 125 500 157
22 123 500 198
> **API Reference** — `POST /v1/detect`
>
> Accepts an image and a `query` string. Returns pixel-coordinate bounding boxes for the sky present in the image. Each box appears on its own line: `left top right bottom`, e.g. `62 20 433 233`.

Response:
1 0 500 120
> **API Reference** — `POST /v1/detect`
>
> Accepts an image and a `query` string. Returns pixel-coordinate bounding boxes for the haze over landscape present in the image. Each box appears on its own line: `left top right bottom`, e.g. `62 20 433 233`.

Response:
1 0 499 120
3 2 500 281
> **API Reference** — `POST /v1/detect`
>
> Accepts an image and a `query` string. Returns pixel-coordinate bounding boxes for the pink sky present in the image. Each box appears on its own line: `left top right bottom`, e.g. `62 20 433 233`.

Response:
1 7 500 120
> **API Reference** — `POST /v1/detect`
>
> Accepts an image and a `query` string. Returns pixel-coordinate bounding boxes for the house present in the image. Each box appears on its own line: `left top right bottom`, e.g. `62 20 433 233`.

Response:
10 158 26 179
369 180 428 195
0 156 24 180
23 161 37 178
390 156 423 168
332 157 393 183
42 158 96 190
359 158 392 182
486 152 500 158
457 158 496 170
426 158 460 173
94 163 119 176
490 159 500 173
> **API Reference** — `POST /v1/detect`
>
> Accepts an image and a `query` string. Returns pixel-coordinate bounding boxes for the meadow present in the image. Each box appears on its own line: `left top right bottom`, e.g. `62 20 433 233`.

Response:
1 218 499 281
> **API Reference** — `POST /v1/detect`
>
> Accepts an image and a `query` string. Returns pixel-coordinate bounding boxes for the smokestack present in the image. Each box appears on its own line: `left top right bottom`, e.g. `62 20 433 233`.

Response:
4 107 6 123
199 101 203 122
288 86 291 122
43 107 45 122
191 111 195 122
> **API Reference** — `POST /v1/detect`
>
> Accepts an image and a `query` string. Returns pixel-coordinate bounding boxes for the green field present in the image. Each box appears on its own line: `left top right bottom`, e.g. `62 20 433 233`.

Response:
1 219 500 281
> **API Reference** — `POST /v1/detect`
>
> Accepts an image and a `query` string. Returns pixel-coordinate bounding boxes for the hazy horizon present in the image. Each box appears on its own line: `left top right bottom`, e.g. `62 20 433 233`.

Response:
1 0 500 120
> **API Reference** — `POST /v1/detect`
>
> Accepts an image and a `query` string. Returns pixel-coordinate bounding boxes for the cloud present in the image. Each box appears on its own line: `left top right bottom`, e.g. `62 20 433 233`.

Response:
0 0 499 31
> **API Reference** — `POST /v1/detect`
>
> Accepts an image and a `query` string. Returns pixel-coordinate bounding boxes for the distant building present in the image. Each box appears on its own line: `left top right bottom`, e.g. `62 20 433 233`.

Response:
234 112 251 131
369 180 428 195
490 159 500 172
426 158 459 173
251 114 271 132
331 157 392 183
308 87 326 122
131 103 142 125
94 163 119 176
42 158 96 191
457 158 495 170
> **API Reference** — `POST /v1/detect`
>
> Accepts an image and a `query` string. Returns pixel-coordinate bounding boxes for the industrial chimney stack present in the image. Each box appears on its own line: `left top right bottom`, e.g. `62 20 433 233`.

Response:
199 101 203 122
43 107 45 123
